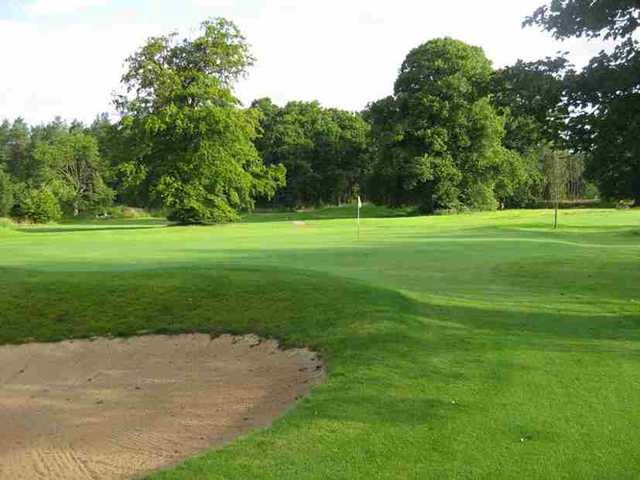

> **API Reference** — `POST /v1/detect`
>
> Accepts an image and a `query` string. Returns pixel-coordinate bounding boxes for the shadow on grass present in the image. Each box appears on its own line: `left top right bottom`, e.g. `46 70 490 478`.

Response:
2 261 640 479
1 263 638 347
18 225 167 234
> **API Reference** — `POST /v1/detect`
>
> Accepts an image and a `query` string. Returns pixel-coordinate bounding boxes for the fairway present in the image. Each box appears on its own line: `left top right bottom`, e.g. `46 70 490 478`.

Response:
1 208 640 479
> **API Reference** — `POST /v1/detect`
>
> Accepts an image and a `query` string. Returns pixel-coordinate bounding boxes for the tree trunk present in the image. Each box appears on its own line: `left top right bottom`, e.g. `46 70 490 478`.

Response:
632 170 640 206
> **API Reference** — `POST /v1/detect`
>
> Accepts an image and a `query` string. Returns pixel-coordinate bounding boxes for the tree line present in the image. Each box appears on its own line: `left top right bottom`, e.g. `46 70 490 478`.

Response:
1 2 637 224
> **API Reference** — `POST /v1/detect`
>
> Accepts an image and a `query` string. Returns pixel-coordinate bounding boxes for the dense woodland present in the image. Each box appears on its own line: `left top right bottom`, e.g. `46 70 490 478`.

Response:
1 1 638 224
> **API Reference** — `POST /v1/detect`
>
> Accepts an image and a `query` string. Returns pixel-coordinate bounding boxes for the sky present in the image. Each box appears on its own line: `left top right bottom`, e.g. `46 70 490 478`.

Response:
0 0 612 125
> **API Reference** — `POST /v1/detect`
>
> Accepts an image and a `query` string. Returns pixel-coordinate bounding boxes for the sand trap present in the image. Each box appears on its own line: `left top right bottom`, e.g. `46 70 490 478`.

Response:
0 334 325 480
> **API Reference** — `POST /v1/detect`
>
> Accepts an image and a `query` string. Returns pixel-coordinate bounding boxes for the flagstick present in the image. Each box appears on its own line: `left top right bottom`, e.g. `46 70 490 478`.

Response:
356 196 362 241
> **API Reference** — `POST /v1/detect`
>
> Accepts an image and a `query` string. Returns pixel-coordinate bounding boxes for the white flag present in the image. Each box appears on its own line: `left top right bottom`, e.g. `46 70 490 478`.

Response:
357 196 362 209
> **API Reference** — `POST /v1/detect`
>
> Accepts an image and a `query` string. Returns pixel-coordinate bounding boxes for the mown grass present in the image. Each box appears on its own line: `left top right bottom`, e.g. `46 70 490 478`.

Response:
1 209 639 479
243 203 417 223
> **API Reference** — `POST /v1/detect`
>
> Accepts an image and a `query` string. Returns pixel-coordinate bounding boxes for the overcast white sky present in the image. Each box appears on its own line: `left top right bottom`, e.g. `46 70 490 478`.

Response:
0 0 610 124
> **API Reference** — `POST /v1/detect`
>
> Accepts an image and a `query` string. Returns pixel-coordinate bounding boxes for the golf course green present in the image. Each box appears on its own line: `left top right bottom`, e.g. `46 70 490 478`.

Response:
2 207 639 479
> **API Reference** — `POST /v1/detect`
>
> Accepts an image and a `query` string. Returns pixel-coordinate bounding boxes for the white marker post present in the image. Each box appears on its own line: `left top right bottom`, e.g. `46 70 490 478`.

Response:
357 196 362 241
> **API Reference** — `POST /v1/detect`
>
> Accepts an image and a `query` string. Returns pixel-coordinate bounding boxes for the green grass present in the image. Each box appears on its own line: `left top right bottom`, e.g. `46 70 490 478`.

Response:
0 217 15 229
243 203 417 223
1 208 639 479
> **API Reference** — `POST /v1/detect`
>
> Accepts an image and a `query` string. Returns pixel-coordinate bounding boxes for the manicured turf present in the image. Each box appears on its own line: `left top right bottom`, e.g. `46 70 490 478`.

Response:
2 209 640 479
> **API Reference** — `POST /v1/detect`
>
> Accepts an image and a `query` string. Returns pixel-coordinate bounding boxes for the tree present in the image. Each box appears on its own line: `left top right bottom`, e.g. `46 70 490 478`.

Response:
0 168 14 216
525 1 639 41
493 148 544 209
117 18 285 224
491 57 570 154
542 148 569 229
526 1 640 204
0 120 10 169
3 119 31 182
252 99 371 208
11 187 62 223
366 38 509 212
33 131 113 216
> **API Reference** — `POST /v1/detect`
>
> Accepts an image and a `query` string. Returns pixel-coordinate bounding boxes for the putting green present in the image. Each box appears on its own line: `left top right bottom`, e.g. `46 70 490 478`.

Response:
1 208 639 479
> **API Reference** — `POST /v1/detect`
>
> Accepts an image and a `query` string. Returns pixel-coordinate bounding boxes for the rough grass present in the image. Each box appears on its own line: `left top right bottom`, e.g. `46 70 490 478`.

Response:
1 209 640 479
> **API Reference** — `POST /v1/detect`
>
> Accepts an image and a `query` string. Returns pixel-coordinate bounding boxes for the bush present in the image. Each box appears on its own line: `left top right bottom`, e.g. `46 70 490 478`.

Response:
11 188 62 223
167 198 240 225
466 182 499 211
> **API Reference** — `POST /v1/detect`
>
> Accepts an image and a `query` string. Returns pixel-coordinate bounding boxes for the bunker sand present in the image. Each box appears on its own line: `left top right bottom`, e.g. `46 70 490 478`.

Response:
0 334 324 479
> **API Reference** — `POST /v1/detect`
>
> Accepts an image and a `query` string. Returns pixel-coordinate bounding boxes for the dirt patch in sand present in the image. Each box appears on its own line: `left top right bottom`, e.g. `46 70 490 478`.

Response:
0 334 325 480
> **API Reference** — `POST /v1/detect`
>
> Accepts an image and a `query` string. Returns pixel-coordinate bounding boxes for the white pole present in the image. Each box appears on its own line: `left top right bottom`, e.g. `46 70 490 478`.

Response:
357 196 361 241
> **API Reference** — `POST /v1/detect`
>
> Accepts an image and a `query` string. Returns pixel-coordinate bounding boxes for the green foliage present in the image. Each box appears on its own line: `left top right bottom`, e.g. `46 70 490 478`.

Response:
0 169 14 216
1 118 32 182
366 38 509 212
491 57 570 153
117 18 284 224
527 1 640 204
525 0 639 40
11 187 62 223
112 161 148 204
33 131 114 216
0 117 118 219
252 99 371 208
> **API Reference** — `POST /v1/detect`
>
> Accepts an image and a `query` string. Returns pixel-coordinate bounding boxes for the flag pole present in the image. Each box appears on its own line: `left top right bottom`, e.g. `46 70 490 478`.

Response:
357 196 361 241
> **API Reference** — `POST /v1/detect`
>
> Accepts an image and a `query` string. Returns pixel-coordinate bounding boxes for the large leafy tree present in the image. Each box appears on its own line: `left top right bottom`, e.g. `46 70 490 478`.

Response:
117 18 285 223
366 38 511 212
33 131 113 216
526 1 640 204
0 118 116 220
252 99 370 208
491 57 570 154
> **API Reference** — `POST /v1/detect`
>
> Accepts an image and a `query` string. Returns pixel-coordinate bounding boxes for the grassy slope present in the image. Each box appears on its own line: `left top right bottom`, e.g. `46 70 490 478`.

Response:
1 209 640 479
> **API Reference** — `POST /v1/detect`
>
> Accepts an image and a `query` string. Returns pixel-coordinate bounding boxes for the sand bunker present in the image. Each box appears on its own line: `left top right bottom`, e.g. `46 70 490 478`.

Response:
0 334 324 480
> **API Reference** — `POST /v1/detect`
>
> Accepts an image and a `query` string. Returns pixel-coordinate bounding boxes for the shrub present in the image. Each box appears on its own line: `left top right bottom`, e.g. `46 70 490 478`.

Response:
167 198 240 225
466 182 499 211
11 188 62 223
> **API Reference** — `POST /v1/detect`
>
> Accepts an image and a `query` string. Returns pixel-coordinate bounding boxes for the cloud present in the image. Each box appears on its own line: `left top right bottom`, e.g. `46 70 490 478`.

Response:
1 0 614 124
190 0 236 7
24 0 110 16
0 18 158 123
